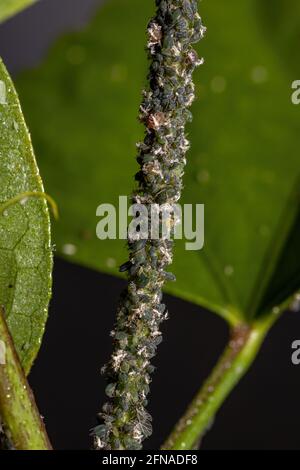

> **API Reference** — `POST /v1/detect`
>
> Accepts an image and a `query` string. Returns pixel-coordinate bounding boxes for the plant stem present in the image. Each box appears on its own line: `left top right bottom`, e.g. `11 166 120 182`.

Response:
162 313 278 450
0 306 52 450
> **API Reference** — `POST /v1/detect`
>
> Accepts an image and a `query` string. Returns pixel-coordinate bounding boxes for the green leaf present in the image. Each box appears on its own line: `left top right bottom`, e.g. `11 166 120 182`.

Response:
0 0 37 23
15 0 300 324
0 58 52 374
257 0 300 77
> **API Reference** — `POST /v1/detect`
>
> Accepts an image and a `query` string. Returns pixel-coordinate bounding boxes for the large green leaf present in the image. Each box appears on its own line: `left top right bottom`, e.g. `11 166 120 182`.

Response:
16 0 300 324
0 59 52 374
257 0 300 78
0 0 37 23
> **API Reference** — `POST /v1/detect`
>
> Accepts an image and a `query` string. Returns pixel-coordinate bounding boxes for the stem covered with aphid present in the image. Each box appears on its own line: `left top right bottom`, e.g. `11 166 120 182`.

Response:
93 0 205 450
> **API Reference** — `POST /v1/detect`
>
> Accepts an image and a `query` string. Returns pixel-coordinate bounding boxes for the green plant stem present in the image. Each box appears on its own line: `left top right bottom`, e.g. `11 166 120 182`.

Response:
162 313 278 450
0 306 52 450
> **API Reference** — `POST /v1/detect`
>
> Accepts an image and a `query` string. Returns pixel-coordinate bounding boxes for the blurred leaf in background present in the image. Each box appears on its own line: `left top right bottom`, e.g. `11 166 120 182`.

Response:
0 0 37 23
16 0 300 325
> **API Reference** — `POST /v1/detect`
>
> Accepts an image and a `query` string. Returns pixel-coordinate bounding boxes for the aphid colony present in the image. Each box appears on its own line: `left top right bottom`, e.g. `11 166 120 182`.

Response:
93 0 205 450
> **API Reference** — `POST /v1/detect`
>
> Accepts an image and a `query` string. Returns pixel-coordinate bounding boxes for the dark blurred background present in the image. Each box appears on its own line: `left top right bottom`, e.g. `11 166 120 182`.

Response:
1 0 300 450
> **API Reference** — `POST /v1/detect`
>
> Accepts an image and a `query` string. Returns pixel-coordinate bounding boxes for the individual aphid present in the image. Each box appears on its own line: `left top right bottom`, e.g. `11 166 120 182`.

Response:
132 247 147 264
162 271 176 282
115 331 128 347
105 383 116 399
91 424 107 438
119 260 132 273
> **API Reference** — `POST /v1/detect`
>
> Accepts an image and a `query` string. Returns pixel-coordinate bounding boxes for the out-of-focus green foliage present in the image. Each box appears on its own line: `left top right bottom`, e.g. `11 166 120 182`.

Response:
0 59 52 374
258 0 300 77
0 0 37 23
16 0 300 324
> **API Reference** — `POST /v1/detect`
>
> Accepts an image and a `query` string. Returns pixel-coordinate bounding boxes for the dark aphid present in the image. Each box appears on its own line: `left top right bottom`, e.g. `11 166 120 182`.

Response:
144 310 154 322
111 438 121 450
155 188 176 204
191 30 203 44
162 34 173 50
129 263 140 277
129 239 147 252
141 153 155 164
153 335 163 346
105 383 116 399
158 0 168 15
136 294 151 304
144 133 153 146
176 17 188 33
164 65 177 78
136 274 149 288
118 372 129 387
157 303 166 314
91 424 107 438
119 261 132 273
182 0 194 20
150 246 158 265
123 436 142 451
101 402 113 416
145 343 158 360
132 249 147 265
147 364 156 374
135 170 144 182
151 60 160 72
163 271 176 282
184 109 193 122
120 361 130 374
